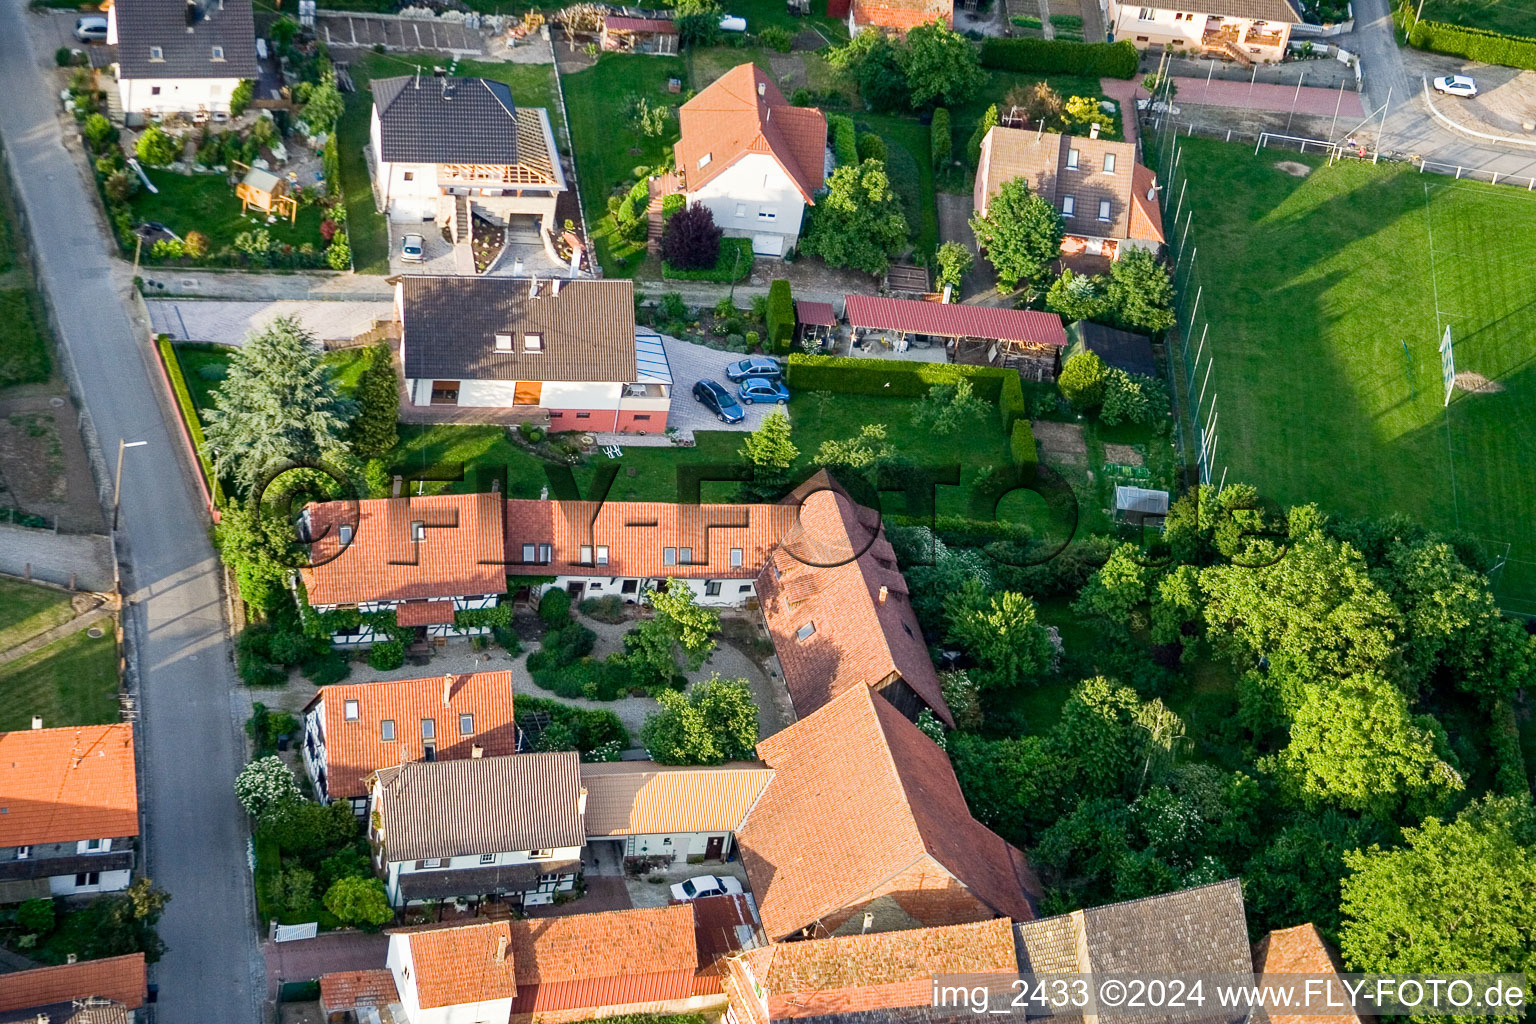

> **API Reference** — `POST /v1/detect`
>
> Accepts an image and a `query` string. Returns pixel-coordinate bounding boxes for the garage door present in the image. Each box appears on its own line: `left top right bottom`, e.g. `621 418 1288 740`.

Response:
752 234 784 257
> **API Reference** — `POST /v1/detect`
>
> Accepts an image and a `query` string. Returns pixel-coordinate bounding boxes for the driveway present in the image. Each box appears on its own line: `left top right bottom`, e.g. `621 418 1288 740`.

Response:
146 299 395 345
660 335 789 437
387 220 569 278
3 3 261 1022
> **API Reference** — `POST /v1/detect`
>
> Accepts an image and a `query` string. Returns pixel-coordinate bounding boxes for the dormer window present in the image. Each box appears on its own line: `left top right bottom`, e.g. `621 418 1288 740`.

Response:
211 45 224 60
595 545 609 566
698 153 712 169
149 45 164 60
523 333 543 352
412 521 426 542
495 333 513 352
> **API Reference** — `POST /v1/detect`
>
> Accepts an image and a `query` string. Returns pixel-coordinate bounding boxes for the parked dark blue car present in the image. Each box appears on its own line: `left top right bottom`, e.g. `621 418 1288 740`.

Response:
738 377 789 404
725 356 783 382
692 379 745 423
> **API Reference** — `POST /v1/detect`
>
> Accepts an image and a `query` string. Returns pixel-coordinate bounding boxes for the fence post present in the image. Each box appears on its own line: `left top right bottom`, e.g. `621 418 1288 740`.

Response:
1492 172 1499 186
1456 166 1462 179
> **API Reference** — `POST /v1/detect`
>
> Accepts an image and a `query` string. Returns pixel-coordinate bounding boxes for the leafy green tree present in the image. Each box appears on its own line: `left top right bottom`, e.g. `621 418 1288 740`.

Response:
1054 677 1148 798
323 875 393 928
1150 564 1203 650
1100 370 1168 427
641 676 760 765
83 113 117 152
934 240 973 291
1199 525 1402 683
624 583 721 688
1339 797 1536 976
949 731 1069 842
201 315 356 493
967 103 998 166
1073 543 1150 629
970 178 1062 291
815 422 895 471
230 79 254 117
350 342 399 457
1057 350 1109 410
136 124 180 166
301 71 344 129
1046 268 1111 323
827 30 909 111
801 160 909 275
738 411 798 497
1244 811 1384 943
17 898 54 935
1062 95 1103 129
1106 248 1176 333
943 577 1055 689
911 377 988 435
235 755 301 818
1276 672 1462 818
674 0 723 47
899 20 985 108
88 879 171 963
214 500 298 613
258 798 358 855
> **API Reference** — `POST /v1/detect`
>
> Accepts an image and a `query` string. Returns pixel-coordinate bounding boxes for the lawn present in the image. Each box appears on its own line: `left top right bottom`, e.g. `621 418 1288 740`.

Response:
1165 137 1536 613
0 288 50 388
334 52 568 275
132 170 326 257
1419 0 1536 37
0 629 119 731
856 115 939 259
561 54 688 277
0 578 75 652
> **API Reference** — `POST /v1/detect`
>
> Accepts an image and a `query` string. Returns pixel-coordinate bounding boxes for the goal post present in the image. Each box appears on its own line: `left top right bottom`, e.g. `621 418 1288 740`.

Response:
1439 325 1455 406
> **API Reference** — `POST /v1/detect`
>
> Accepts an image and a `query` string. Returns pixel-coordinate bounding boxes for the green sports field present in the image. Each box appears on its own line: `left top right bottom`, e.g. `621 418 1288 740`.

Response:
1166 138 1536 613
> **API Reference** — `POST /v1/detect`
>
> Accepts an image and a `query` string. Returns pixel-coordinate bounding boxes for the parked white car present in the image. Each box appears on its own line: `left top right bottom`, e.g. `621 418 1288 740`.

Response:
1432 75 1478 99
670 874 744 902
73 15 108 41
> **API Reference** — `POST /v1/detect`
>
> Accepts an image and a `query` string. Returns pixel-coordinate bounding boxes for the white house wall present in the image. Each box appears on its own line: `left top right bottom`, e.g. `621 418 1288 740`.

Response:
118 75 243 117
688 153 807 252
387 935 424 1022
536 575 757 607
622 831 732 863
49 868 132 896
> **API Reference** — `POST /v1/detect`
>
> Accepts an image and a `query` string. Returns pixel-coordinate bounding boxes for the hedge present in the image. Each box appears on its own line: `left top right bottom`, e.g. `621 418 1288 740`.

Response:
784 354 1027 432
453 604 512 630
979 37 1138 78
157 335 222 506
930 107 951 169
766 279 795 354
663 237 753 282
828 113 858 167
1405 14 1536 69
1010 419 1038 478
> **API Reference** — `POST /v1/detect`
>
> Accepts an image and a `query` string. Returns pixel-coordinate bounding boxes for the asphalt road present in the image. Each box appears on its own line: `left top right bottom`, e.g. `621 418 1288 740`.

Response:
0 3 262 1022
1347 0 1536 179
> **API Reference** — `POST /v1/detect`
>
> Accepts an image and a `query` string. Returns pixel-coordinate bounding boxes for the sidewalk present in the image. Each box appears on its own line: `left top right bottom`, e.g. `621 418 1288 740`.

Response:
136 269 395 302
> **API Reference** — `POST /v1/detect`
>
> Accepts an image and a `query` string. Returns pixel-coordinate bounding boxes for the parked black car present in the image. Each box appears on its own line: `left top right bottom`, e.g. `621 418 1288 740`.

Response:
692 379 745 424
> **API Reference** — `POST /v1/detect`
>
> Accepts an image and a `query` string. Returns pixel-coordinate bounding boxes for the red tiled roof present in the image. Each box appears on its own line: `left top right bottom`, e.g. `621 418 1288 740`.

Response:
725 919 1015 1020
503 498 800 581
604 15 676 32
756 484 952 727
406 921 517 1009
319 969 400 1012
795 300 838 327
0 954 146 1013
850 0 953 29
1253 924 1362 1024
509 905 698 986
845 294 1066 347
739 686 1038 940
395 600 458 626
1129 163 1167 243
308 672 516 800
676 64 827 204
299 493 507 607
0 725 138 847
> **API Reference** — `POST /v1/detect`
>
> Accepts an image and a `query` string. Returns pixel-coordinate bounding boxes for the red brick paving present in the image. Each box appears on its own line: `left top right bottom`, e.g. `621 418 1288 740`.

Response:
1172 77 1365 118
523 876 633 918
264 932 390 998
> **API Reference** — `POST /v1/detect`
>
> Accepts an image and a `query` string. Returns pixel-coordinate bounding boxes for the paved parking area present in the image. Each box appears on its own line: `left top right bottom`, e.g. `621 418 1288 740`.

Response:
625 859 752 910
660 334 787 437
147 299 395 345
387 220 570 277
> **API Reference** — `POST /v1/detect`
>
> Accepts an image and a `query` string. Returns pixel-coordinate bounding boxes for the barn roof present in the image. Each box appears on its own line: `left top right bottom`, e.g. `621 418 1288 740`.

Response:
844 295 1066 346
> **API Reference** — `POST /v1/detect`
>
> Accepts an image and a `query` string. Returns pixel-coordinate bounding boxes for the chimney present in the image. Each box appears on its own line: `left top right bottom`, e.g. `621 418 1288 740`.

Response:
1089 122 1101 139
551 278 562 297
941 283 952 304
495 933 509 962
578 787 587 815
414 65 421 89
528 276 539 299
877 585 888 604
472 744 484 758
30 716 42 730
66 953 78 964
757 81 765 96
861 911 874 934
442 673 453 709
184 0 196 29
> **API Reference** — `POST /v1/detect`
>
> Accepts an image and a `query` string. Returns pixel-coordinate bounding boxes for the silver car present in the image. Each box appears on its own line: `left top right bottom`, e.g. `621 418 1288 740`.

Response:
73 15 108 41
400 232 425 263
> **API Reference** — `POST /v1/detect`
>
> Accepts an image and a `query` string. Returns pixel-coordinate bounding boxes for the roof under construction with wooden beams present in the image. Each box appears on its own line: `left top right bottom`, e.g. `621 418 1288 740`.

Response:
844 295 1067 347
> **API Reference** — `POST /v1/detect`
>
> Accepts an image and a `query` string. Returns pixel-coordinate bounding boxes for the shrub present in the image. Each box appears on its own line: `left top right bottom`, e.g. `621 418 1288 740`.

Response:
55 47 73 67
661 192 686 219
663 237 753 282
539 587 572 627
979 37 1138 78
856 132 887 163
367 638 405 671
759 24 793 51
235 756 301 818
83 114 116 152
791 87 813 106
517 695 629 753
104 171 137 204
183 230 210 259
659 292 688 322
323 876 392 928
930 107 951 169
17 898 55 936
1407 16 1536 69
827 113 858 166
766 279 795 354
1057 350 1109 410
325 234 351 271
135 124 181 167
581 595 628 623
230 79 254 117
659 202 722 271
1010 419 1038 477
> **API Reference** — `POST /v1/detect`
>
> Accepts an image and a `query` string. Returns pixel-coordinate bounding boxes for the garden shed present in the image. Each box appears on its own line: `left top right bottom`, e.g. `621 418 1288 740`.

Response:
1115 485 1169 526
795 300 838 351
1070 320 1158 379
844 294 1066 375
234 164 298 224
600 14 679 53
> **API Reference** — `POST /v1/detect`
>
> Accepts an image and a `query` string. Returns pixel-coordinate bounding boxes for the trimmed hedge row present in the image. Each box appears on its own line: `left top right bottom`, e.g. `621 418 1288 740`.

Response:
784 354 1027 432
157 335 222 505
663 237 754 282
766 279 795 354
979 37 1138 78
1010 419 1038 477
1406 15 1536 70
828 113 858 167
